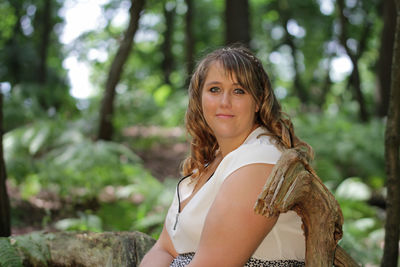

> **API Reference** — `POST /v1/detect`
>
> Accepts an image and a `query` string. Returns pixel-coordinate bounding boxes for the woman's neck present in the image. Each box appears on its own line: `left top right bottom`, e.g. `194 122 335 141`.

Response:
217 125 259 157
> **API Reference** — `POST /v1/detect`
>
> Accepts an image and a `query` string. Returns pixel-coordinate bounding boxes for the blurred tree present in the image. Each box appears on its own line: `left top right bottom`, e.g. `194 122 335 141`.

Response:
277 1 308 104
381 0 400 265
376 0 396 117
98 0 146 141
34 0 51 85
185 0 195 85
0 92 10 237
161 0 176 85
225 0 250 46
336 0 372 122
0 0 75 129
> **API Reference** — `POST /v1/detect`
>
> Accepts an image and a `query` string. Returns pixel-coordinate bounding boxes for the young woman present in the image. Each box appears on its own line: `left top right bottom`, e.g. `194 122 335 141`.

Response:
140 46 312 267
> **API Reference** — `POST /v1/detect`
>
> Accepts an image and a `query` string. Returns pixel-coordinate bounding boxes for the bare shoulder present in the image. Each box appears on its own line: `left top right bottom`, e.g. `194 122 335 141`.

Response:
189 163 277 266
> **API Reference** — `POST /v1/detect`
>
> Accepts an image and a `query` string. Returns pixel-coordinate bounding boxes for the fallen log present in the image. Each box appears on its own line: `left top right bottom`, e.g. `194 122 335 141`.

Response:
0 231 155 266
255 148 359 267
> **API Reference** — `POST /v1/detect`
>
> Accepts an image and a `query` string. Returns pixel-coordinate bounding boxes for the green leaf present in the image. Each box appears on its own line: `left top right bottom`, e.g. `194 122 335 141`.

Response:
0 238 23 267
13 232 51 266
20 174 42 200
153 84 172 106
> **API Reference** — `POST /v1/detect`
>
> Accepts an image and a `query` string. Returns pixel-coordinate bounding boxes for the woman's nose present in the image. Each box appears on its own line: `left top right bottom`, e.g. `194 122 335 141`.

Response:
220 92 232 108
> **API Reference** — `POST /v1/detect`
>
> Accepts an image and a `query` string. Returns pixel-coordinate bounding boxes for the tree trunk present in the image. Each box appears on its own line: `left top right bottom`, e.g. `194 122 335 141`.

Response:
161 1 175 85
337 0 370 122
318 57 333 108
98 0 146 141
255 149 359 266
5 1 24 85
280 14 308 105
0 92 11 237
185 0 195 87
376 0 396 117
381 0 400 265
37 0 52 85
225 0 250 47
0 231 155 266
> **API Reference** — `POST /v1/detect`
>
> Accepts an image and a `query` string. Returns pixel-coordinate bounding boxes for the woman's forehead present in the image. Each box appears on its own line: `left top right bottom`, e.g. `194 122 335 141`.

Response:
205 60 240 83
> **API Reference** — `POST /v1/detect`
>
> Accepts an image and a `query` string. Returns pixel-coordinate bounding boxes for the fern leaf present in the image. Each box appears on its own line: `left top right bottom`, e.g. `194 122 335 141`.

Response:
0 238 23 267
14 232 50 266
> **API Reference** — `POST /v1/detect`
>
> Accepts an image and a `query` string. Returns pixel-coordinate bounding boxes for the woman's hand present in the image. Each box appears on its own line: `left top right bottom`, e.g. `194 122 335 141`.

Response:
139 224 178 267
188 163 278 267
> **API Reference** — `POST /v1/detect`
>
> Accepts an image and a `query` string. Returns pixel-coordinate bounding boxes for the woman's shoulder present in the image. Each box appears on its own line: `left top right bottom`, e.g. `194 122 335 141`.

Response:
216 128 282 181
232 127 282 164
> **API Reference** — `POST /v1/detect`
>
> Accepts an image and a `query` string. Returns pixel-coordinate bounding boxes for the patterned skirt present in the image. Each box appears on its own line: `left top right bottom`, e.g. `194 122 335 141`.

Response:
170 252 305 267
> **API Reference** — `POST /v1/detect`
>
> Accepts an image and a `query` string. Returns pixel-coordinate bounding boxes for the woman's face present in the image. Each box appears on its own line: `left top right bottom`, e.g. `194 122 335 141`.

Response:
201 61 259 145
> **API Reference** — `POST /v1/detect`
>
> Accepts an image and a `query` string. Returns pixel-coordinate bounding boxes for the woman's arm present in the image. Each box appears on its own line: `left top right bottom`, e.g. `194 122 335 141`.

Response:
139 223 178 267
188 163 278 267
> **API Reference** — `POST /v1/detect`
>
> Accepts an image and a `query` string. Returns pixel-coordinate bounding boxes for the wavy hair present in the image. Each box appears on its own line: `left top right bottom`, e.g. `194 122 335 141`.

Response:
182 46 313 178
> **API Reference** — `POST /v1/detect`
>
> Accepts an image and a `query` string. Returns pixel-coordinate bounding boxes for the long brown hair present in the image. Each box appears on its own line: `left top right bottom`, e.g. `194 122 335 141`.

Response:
182 46 313 178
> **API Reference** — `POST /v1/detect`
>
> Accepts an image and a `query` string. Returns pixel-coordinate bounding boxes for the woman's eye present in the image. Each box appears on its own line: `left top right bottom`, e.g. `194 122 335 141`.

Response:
210 87 220 93
234 88 245 94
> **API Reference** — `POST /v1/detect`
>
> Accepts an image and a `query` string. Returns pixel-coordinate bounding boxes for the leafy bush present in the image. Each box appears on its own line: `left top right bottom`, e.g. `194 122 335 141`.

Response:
335 178 384 265
4 118 175 237
0 238 23 267
5 119 144 198
294 113 385 188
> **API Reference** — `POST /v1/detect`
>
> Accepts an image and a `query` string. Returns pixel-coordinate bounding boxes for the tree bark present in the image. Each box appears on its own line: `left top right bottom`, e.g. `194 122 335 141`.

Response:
280 13 308 105
5 1 24 85
255 149 359 266
318 57 333 108
0 231 155 266
97 0 146 141
381 0 400 265
161 1 175 85
0 92 11 237
185 0 195 87
337 0 370 122
36 0 52 85
376 0 396 117
225 0 250 47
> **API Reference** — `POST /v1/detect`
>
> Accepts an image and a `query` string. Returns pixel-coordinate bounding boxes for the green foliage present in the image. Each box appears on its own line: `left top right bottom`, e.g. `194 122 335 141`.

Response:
294 113 385 188
13 233 51 266
96 178 175 238
4 118 176 236
0 238 23 267
4 118 147 198
55 212 103 232
335 178 384 264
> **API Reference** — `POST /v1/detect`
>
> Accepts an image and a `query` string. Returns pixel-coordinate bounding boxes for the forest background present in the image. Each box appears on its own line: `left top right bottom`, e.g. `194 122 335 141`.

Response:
0 0 399 266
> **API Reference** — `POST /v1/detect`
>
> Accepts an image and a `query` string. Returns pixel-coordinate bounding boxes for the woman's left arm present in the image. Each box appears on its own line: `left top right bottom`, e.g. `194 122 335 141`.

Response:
188 163 278 267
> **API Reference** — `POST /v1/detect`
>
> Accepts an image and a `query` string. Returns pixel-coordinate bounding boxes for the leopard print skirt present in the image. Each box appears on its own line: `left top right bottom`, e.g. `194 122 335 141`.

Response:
170 252 305 267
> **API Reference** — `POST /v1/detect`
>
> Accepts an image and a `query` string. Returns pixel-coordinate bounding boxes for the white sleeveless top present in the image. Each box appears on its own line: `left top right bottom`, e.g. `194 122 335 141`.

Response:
165 127 305 261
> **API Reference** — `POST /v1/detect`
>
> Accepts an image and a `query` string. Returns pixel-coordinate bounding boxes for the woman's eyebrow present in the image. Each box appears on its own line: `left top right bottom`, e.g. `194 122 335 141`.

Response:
204 81 241 87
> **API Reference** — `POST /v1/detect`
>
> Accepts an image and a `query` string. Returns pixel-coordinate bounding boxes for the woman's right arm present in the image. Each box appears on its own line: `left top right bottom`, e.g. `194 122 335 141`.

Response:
139 223 178 267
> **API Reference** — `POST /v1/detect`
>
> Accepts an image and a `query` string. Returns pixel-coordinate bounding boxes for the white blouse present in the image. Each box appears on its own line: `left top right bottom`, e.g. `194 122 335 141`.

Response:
165 127 305 261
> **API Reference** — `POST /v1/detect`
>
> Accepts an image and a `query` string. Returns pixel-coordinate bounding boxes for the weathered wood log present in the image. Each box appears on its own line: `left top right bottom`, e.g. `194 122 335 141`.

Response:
2 231 155 266
255 148 359 267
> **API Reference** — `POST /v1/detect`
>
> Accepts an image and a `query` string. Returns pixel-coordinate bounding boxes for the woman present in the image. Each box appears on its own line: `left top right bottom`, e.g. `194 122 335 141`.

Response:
140 46 313 267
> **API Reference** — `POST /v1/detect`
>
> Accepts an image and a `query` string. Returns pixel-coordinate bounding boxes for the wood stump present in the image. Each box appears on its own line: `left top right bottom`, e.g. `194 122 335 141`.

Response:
254 148 359 267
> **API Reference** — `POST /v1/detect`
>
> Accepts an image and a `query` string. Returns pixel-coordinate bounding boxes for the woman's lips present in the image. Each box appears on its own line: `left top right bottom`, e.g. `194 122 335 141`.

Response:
216 114 234 118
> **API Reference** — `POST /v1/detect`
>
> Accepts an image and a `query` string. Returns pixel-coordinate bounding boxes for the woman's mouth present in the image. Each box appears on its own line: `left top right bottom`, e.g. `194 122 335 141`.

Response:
216 114 234 118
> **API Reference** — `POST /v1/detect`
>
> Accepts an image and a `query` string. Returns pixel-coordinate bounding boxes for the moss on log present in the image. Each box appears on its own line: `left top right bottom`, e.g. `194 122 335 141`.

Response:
0 231 155 267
